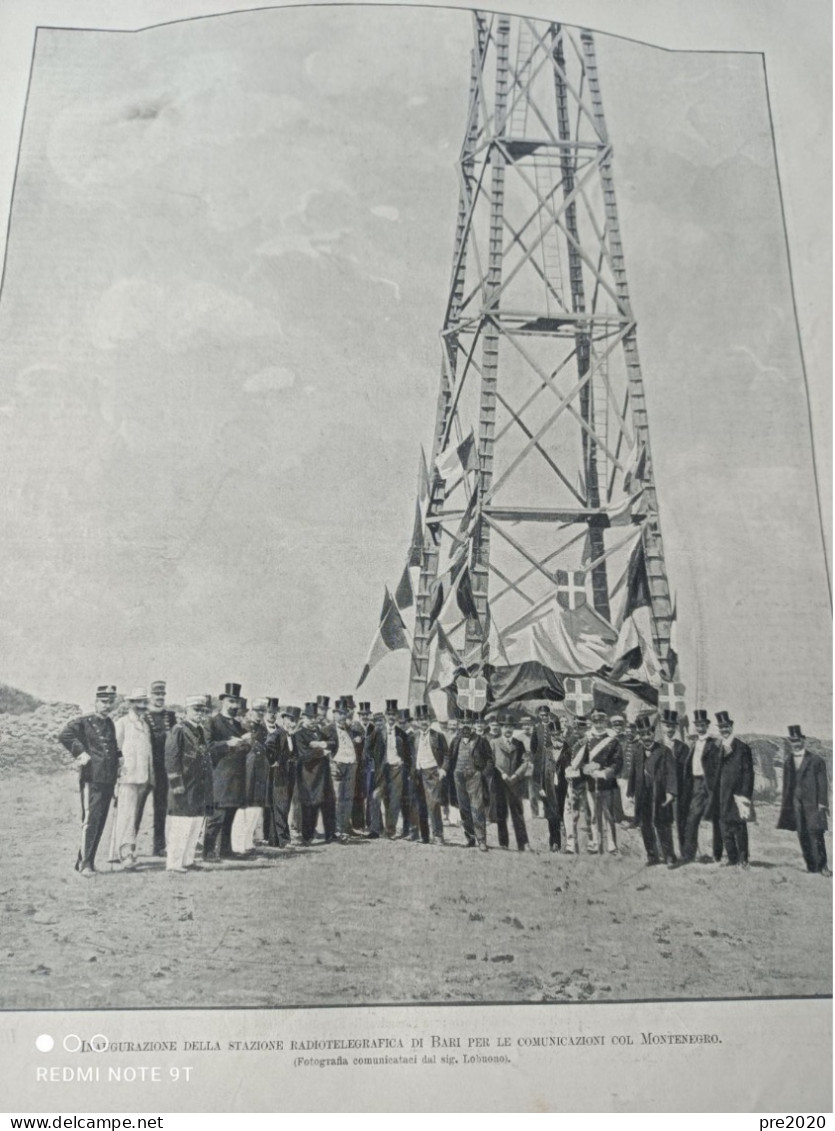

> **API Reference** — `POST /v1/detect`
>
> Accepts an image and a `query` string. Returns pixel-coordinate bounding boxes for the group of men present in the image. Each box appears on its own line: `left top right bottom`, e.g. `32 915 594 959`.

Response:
58 682 830 879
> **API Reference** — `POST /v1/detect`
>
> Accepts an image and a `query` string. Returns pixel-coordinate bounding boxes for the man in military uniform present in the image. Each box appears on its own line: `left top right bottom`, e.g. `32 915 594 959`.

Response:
579 710 623 855
203 682 250 861
58 685 120 876
165 695 212 872
136 680 177 857
777 725 831 876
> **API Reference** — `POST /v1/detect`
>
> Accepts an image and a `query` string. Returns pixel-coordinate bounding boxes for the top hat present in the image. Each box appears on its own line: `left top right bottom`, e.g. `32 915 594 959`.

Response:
692 709 709 724
498 714 514 727
266 698 280 712
414 704 430 721
303 702 318 718
398 708 412 724
787 724 805 740
126 687 149 702
341 695 356 709
316 695 330 709
358 701 372 714
334 698 351 714
385 699 399 714
635 714 654 733
662 709 678 725
150 680 166 694
281 705 302 721
239 697 248 711
95 684 117 700
220 682 242 700
715 710 733 727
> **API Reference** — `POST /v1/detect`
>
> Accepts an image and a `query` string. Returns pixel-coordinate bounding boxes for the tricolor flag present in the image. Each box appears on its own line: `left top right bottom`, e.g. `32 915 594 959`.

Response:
609 535 661 682
394 562 415 610
357 587 411 687
434 428 478 484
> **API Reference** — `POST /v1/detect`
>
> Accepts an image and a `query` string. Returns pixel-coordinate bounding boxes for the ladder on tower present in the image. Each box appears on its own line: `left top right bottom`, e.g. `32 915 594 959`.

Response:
591 342 609 496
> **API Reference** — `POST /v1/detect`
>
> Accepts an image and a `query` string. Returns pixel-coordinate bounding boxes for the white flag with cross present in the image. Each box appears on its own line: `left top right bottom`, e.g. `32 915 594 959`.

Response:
555 569 587 611
456 674 488 713
658 681 686 716
563 676 594 716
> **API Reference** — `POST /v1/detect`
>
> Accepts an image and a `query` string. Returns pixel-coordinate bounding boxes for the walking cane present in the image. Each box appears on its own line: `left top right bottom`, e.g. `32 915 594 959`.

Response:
107 778 120 868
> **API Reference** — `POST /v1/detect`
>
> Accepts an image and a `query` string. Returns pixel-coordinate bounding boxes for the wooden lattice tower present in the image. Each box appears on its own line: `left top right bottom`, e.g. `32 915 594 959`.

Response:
408 12 675 705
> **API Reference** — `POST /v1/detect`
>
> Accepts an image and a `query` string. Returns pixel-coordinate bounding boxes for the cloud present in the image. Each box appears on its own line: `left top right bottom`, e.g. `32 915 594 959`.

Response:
89 275 283 352
243 366 296 393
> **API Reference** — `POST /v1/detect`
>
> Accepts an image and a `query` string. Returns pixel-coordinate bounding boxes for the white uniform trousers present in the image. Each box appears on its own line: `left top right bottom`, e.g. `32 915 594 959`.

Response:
115 782 150 861
231 806 262 853
166 815 203 870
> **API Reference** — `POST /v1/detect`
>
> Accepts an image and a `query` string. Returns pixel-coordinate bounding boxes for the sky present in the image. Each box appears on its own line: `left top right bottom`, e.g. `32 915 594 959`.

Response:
0 5 829 733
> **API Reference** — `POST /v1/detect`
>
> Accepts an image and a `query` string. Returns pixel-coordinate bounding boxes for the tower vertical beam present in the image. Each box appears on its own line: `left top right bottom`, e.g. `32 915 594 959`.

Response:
553 28 610 622
408 14 489 704
464 15 511 654
579 30 674 666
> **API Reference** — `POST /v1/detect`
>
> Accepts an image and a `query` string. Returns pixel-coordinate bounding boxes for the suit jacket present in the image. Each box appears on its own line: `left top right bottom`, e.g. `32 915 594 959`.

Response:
207 713 248 807
679 735 721 818
58 713 120 786
777 750 829 833
165 721 211 817
413 729 449 772
445 733 494 776
367 724 412 782
628 741 677 825
712 736 754 822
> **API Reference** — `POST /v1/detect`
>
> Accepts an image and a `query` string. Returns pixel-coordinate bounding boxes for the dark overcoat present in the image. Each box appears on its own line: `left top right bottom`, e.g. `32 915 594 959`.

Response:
147 709 177 761
58 714 120 785
628 741 677 826
295 723 331 806
677 735 721 819
366 724 411 789
777 750 829 833
243 718 270 807
207 713 248 807
165 720 212 817
711 737 754 822
265 726 296 796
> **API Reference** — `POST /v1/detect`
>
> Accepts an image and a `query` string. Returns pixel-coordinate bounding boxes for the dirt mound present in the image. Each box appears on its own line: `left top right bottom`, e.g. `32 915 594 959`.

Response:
0 682 44 715
0 701 81 775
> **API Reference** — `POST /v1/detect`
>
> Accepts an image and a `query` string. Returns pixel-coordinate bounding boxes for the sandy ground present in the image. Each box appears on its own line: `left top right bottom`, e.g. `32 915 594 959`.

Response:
1 769 831 1009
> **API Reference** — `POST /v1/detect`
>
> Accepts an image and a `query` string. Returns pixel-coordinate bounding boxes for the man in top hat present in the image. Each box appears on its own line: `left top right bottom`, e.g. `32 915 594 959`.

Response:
232 698 271 854
627 714 678 867
529 704 557 819
577 709 623 855
137 680 177 857
113 688 155 870
445 711 493 851
398 707 423 841
534 713 572 852
58 685 120 876
491 715 532 851
777 726 830 876
660 709 690 856
265 698 280 733
410 704 449 845
265 706 300 848
681 710 724 864
365 699 412 838
165 694 213 872
295 702 336 845
330 699 364 843
352 701 374 832
203 683 251 861
712 711 754 868
316 695 331 726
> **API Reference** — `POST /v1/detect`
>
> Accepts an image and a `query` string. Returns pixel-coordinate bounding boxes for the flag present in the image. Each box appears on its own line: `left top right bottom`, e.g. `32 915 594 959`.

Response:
609 536 661 682
407 498 423 567
394 563 414 610
428 623 461 690
623 441 647 494
501 592 617 676
428 549 478 629
435 428 478 483
666 597 679 680
555 570 587 611
357 587 411 687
